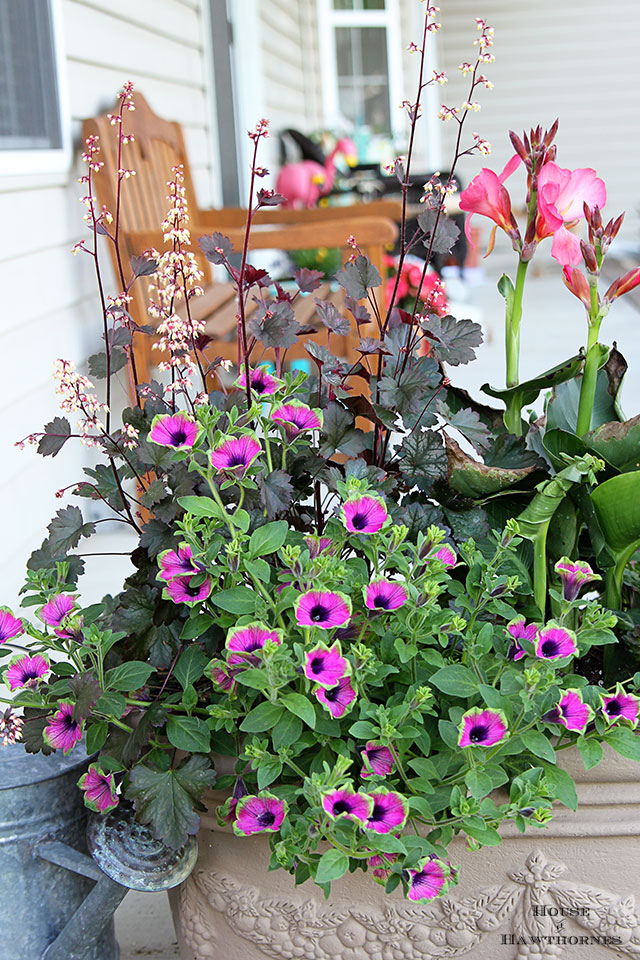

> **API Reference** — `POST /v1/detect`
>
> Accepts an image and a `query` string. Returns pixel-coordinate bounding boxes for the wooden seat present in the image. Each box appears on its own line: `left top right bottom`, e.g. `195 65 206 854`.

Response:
83 94 400 390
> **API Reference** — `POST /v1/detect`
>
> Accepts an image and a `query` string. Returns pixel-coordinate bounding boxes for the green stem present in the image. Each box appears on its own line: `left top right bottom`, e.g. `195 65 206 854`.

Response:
532 524 550 617
576 312 602 437
504 259 529 435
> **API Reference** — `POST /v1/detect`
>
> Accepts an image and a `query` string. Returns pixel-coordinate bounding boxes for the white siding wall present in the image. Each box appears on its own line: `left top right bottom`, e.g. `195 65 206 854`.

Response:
0 0 219 607
438 0 640 244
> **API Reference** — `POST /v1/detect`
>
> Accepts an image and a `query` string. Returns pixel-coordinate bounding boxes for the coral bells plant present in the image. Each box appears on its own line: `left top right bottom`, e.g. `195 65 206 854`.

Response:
3 388 640 900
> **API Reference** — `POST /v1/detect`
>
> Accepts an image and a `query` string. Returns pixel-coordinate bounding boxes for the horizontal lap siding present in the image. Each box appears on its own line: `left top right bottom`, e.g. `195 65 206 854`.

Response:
438 0 640 241
1 0 216 606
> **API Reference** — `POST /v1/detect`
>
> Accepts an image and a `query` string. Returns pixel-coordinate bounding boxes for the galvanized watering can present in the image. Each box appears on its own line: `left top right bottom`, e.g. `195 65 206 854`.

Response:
0 744 196 960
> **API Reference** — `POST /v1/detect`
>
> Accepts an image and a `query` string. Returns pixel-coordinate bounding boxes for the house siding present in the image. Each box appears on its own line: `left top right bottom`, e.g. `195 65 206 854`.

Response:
0 0 219 606
438 0 640 243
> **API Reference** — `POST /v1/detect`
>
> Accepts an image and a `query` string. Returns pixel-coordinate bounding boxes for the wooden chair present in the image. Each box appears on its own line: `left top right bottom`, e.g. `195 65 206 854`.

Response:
83 94 399 389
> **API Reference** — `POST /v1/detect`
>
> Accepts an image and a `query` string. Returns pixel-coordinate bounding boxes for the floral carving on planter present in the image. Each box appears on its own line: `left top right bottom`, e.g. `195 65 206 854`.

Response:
175 850 640 960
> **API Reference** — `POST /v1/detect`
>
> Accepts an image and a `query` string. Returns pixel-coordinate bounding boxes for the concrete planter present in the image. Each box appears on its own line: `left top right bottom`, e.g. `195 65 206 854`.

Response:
170 745 640 960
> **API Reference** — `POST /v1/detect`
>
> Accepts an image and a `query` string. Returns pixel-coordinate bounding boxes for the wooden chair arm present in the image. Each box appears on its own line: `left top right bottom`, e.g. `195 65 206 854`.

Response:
194 199 403 230
127 216 398 257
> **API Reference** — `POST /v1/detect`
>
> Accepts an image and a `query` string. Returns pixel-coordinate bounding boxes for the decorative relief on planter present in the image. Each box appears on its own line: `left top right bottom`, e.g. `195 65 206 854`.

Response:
176 850 640 960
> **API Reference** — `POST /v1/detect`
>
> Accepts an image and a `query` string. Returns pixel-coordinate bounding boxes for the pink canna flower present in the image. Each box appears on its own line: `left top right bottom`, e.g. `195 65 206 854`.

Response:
536 162 606 266
0 609 24 644
562 266 592 311
44 701 84 754
605 266 640 302
78 764 119 813
5 654 50 691
315 675 356 718
210 434 261 475
459 155 522 255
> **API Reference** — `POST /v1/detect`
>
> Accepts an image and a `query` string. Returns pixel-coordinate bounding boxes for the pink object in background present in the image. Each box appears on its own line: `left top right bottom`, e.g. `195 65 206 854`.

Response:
276 137 358 208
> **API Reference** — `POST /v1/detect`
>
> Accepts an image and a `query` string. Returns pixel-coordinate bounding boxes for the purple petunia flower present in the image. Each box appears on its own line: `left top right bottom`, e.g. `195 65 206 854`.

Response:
315 676 356 718
601 685 640 728
365 579 407 612
364 790 408 834
368 851 397 883
0 608 24 644
322 789 372 824
295 590 352 629
233 793 288 836
304 535 335 559
44 701 84 755
361 742 395 779
158 545 199 581
458 708 508 748
535 623 578 661
236 366 281 396
506 618 538 661
5 654 50 691
342 495 388 535
554 557 601 602
434 545 457 568
226 623 282 654
272 402 323 439
304 643 349 688
543 689 593 733
407 857 448 901
40 594 81 639
206 659 241 693
210 434 261 475
149 412 199 448
164 575 212 604
78 763 119 813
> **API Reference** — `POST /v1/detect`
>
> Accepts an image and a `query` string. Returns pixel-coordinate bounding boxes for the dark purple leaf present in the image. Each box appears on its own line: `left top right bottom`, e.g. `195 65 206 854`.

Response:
130 255 158 278
358 337 391 355
257 189 286 207
38 417 71 458
199 233 234 264
335 255 382 299
418 207 461 255
436 400 491 455
320 402 366 457
47 506 96 554
258 469 294 518
399 431 448 492
88 348 128 379
69 671 103 722
244 265 271 288
344 295 371 325
421 315 483 366
248 300 300 349
314 299 351 336
294 268 324 293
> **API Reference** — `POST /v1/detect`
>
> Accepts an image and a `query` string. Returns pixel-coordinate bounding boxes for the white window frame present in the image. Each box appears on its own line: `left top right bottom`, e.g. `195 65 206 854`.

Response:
317 0 404 144
0 0 71 179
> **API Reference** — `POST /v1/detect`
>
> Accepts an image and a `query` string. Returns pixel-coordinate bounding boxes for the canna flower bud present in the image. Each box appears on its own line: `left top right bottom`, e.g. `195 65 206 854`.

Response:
580 240 598 274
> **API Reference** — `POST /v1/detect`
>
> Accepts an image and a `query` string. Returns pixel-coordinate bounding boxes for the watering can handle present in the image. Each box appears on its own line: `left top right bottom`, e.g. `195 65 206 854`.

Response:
37 841 128 960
